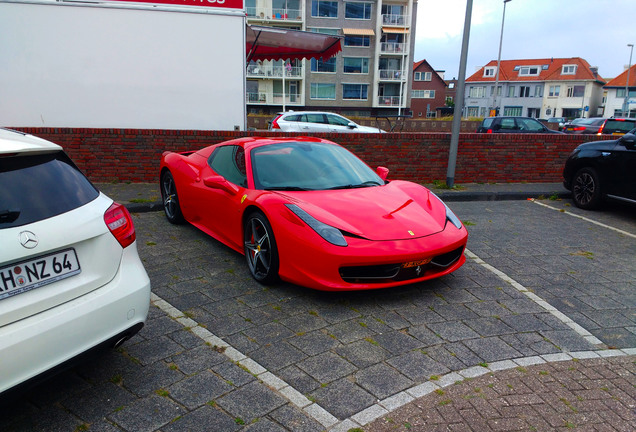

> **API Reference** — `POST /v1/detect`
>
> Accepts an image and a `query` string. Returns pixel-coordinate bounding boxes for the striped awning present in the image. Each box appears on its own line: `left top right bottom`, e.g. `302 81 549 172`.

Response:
342 28 375 36
382 27 410 34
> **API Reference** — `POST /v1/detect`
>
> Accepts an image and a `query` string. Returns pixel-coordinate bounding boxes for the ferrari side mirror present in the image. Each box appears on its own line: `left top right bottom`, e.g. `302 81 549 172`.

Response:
376 166 389 181
203 175 238 194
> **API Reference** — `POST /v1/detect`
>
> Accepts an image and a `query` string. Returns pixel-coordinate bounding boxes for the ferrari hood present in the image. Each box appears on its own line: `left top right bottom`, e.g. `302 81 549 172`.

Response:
278 181 448 241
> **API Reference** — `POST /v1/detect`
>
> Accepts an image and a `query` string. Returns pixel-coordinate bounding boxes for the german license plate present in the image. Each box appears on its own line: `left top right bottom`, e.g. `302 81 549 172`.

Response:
0 249 81 300
402 258 432 268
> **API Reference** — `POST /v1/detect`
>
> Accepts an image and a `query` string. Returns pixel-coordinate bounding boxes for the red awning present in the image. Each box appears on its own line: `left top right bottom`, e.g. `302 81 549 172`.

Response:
246 25 342 63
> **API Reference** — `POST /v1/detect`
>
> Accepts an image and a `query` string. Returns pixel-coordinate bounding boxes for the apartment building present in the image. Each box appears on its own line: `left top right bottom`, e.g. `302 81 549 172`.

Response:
246 0 417 116
464 57 606 119
602 64 636 118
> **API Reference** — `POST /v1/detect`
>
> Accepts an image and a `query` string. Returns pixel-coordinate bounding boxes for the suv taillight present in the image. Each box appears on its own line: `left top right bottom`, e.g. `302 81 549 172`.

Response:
597 123 605 135
104 203 136 248
271 115 282 130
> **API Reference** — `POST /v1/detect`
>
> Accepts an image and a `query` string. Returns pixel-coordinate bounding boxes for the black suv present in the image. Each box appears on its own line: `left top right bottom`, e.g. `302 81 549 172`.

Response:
476 116 563 134
563 129 636 209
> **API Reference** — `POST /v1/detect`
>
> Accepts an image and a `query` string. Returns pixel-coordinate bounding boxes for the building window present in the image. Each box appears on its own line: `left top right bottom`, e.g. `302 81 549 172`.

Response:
448 82 455 89
343 57 369 74
519 86 531 98
519 66 540 76
309 27 339 35
469 86 486 98
490 85 501 96
412 90 435 98
566 85 585 97
342 83 368 99
445 96 453 104
414 71 432 81
484 67 496 77
310 83 336 99
312 0 338 18
344 35 370 47
467 107 479 117
503 106 522 116
534 85 543 97
548 85 560 97
311 57 336 73
617 88 626 98
562 65 577 75
507 86 515 97
345 2 371 19
427 111 437 118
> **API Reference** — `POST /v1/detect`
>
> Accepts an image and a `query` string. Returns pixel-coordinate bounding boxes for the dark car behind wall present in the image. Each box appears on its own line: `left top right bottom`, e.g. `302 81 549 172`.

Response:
598 118 636 135
476 117 564 134
563 117 605 135
563 129 636 209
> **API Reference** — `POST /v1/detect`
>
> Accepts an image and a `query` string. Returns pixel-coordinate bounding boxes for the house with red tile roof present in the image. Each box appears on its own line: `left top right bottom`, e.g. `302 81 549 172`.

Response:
602 64 636 118
410 59 448 118
464 57 606 120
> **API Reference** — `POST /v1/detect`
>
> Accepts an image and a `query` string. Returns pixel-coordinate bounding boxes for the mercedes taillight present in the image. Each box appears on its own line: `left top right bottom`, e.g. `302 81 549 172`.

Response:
104 203 136 248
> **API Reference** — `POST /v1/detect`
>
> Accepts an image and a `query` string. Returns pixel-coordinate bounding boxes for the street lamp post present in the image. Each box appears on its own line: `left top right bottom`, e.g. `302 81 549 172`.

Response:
624 43 634 117
492 0 511 116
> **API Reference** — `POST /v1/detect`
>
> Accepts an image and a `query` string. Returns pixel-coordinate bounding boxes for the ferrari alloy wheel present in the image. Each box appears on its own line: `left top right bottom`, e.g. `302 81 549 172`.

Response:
161 171 185 224
244 212 279 284
572 167 601 210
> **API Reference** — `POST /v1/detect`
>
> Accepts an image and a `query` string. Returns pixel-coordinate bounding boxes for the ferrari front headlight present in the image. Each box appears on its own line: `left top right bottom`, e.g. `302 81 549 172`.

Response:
285 204 348 247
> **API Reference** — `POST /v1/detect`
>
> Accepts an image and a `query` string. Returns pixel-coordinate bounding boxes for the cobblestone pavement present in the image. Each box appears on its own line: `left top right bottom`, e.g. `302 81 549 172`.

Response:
1 192 634 431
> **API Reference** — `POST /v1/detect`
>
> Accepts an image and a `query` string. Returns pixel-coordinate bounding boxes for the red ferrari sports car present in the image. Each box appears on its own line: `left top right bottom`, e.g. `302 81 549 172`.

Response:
159 137 467 291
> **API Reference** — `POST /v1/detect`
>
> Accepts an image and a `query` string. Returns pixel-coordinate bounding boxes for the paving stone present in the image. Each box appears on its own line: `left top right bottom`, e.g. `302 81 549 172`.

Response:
297 352 357 383
387 350 450 381
462 337 521 362
309 378 376 420
161 405 240 432
170 344 227 375
269 404 324 432
211 361 257 387
354 363 413 400
250 341 307 372
428 321 480 342
335 339 389 369
167 370 234 409
107 394 184 432
217 381 287 422
288 330 342 356
325 319 375 343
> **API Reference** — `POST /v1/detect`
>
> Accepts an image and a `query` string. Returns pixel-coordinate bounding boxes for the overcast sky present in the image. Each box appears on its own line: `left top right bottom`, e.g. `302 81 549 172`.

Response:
414 0 636 81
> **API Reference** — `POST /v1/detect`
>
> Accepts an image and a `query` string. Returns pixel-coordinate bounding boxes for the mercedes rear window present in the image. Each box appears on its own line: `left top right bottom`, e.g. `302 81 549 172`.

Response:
0 152 99 228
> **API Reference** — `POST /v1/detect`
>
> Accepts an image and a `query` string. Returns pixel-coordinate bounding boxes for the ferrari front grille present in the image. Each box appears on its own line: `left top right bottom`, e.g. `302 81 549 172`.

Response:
339 246 465 284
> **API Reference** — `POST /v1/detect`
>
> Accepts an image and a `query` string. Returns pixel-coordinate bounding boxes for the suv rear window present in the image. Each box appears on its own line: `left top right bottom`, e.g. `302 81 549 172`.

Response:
0 152 99 228
602 119 636 134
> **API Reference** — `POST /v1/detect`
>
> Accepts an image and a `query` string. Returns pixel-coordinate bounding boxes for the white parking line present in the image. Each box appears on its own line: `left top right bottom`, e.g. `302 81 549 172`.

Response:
463 248 603 347
530 199 636 239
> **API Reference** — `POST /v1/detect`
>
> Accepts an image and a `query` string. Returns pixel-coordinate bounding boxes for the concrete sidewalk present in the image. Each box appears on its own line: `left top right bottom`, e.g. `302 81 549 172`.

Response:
96 181 572 212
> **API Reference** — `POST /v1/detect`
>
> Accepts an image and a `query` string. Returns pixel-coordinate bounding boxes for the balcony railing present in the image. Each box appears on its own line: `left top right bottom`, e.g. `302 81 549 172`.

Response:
378 96 404 107
379 69 404 81
246 92 302 105
382 14 409 26
247 65 303 78
380 42 407 54
247 7 303 21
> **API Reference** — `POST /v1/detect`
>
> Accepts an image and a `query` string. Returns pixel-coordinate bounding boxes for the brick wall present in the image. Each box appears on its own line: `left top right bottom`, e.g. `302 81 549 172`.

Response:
14 128 599 184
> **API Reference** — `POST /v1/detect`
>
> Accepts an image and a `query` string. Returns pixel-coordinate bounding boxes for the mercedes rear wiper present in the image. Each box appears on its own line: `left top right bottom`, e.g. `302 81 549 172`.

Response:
0 209 21 224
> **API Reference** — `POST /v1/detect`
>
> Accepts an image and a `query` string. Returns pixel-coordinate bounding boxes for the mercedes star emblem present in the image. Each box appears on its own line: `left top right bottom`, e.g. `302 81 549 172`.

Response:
19 231 39 249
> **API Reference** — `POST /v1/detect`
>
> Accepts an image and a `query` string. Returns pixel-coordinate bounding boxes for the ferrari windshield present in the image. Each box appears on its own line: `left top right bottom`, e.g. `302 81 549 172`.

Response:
251 142 384 191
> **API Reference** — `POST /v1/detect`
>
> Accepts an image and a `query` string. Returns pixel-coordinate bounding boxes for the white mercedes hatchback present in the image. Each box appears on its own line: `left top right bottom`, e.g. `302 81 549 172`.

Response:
0 128 151 395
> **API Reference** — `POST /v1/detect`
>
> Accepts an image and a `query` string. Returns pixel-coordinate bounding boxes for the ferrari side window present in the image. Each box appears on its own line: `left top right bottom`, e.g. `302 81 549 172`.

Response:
208 145 247 187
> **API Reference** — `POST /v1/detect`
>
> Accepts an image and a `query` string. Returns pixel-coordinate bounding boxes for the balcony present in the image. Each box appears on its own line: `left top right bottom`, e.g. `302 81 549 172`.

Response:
247 7 303 22
378 96 404 107
380 42 407 54
246 92 302 106
247 64 303 79
379 69 405 81
382 14 409 26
